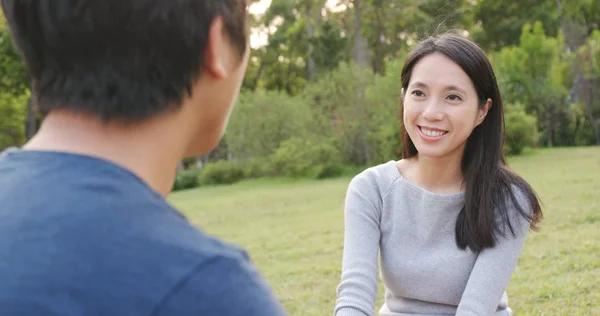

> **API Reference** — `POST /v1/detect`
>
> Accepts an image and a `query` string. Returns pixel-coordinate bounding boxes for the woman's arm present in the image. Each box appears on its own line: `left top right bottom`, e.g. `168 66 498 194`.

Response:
456 194 532 316
334 173 382 316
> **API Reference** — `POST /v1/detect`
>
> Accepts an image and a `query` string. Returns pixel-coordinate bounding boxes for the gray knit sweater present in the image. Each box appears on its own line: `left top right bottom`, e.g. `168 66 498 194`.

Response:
334 161 531 316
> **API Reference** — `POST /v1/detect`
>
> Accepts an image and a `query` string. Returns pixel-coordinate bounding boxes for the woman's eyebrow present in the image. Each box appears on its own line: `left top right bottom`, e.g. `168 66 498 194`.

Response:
409 81 467 95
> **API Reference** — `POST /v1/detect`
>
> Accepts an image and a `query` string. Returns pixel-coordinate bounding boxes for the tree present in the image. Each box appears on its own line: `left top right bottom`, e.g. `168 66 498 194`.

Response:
493 22 569 147
577 30 600 144
0 21 32 147
471 0 560 51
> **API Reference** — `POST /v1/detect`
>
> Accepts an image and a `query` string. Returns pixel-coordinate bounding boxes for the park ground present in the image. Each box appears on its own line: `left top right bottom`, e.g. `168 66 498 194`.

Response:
169 146 600 316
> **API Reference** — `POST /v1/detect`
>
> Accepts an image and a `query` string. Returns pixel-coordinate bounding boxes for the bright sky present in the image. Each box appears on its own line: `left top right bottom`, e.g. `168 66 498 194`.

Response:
248 0 273 15
248 0 272 48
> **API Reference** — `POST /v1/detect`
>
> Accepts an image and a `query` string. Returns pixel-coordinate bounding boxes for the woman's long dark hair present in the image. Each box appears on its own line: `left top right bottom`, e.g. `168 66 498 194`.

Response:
400 34 543 252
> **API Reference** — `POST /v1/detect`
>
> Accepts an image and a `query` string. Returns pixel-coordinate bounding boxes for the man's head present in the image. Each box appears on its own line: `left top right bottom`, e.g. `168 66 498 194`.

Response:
1 0 249 156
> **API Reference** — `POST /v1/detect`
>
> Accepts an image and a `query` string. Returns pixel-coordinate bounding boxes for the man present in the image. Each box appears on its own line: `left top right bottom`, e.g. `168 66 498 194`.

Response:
0 1 287 315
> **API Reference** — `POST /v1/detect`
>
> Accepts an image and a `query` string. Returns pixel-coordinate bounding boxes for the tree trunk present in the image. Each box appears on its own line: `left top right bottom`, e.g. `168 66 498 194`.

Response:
594 119 600 145
373 0 385 74
250 57 265 91
285 57 294 95
546 114 553 147
353 0 368 69
556 2 599 145
583 84 600 145
305 0 317 82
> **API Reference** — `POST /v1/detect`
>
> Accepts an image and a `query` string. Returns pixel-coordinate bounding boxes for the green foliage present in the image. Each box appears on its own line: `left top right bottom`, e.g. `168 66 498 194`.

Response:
200 161 245 185
504 103 539 155
471 0 559 51
0 91 28 150
493 21 572 147
303 62 376 165
491 46 528 105
241 157 274 179
365 58 405 163
172 169 201 192
585 30 600 79
312 164 344 180
310 19 349 75
569 102 598 146
271 137 342 178
226 90 316 160
0 29 28 95
1 25 30 150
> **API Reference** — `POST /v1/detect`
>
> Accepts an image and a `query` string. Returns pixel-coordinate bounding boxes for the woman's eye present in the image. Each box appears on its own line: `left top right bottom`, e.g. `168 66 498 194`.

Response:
447 94 463 101
411 90 425 97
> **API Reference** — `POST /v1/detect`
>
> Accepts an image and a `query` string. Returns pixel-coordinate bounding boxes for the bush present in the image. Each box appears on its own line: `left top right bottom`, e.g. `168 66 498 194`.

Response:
200 160 245 185
172 169 201 192
303 62 376 165
312 164 344 179
365 58 405 163
225 90 317 160
241 157 273 179
504 102 539 155
0 91 28 151
570 102 598 146
271 137 342 178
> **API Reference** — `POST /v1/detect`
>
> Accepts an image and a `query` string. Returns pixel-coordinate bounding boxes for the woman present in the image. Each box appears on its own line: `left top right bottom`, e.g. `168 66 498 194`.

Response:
334 34 543 316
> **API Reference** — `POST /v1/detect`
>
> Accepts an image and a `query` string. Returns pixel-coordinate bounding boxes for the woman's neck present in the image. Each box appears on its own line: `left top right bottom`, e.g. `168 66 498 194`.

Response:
400 153 465 194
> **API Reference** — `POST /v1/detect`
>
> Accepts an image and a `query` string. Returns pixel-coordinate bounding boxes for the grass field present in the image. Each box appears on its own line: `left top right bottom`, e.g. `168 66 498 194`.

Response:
169 147 600 316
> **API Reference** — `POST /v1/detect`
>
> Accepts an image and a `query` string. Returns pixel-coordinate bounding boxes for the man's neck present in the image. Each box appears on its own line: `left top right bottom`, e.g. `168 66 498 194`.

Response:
23 110 186 197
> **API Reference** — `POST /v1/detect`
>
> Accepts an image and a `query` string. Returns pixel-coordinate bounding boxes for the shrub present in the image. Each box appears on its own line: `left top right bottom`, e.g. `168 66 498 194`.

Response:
312 164 344 179
225 90 317 160
570 102 598 146
303 62 376 165
241 157 273 179
172 169 201 192
271 137 342 178
0 92 28 151
365 58 405 164
504 102 539 155
200 160 245 185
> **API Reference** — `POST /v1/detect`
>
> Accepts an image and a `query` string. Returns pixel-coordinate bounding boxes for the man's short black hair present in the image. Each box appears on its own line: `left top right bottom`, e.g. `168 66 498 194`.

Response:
1 0 248 122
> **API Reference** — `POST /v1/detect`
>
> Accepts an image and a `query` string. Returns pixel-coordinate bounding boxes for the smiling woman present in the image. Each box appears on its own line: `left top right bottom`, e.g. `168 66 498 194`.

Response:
334 34 543 316
402 52 491 159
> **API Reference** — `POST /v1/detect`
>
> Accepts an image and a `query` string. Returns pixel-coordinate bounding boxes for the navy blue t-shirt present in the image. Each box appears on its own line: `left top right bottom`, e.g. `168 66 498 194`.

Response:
0 149 287 316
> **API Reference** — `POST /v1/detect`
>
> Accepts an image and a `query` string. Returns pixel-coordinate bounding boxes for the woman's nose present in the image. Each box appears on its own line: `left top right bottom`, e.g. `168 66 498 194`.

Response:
422 100 444 121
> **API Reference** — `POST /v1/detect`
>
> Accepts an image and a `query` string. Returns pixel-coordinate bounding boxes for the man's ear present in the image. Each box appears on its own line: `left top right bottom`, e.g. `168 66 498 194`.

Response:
204 16 229 79
476 98 492 126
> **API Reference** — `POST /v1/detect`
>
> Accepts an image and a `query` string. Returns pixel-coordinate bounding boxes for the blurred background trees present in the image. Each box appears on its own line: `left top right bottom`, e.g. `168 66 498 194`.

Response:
1 0 599 188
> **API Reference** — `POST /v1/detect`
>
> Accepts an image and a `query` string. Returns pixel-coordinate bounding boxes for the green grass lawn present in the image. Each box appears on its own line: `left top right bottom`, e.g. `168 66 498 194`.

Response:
169 146 600 316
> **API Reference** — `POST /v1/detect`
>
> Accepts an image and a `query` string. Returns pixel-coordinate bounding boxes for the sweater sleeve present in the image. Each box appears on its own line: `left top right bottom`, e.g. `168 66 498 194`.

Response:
334 173 382 316
455 191 533 316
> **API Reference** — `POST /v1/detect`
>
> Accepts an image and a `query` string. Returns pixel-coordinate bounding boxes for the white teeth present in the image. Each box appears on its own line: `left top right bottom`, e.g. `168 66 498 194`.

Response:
421 127 446 137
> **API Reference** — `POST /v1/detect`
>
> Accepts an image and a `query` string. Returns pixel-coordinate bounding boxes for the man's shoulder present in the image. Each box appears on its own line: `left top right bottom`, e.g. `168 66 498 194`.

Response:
151 249 287 316
0 149 285 315
124 202 287 315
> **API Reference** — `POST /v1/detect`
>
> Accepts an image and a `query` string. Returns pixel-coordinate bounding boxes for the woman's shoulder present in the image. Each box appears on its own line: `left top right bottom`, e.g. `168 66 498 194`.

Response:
347 160 401 197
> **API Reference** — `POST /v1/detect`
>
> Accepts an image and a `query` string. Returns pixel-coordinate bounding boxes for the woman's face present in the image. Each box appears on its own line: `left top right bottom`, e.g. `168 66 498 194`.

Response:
403 52 491 159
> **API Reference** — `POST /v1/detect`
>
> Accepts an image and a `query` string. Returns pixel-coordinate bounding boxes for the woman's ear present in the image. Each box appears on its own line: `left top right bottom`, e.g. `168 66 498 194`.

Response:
476 98 492 126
